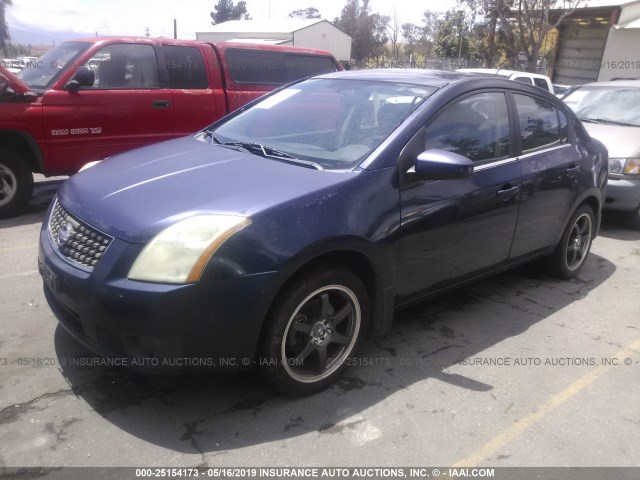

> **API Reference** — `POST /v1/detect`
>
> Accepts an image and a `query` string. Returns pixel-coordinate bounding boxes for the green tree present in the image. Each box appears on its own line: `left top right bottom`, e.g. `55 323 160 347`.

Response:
458 0 582 71
210 0 251 25
0 0 12 55
401 11 444 61
433 10 470 60
334 0 389 61
289 7 321 20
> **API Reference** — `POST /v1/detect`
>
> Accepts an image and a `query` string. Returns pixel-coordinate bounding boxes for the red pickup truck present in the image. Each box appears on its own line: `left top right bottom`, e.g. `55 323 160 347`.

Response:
0 37 341 217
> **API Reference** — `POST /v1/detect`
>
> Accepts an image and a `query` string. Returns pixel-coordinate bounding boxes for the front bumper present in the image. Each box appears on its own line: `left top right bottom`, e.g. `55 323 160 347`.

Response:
603 177 640 212
38 216 279 373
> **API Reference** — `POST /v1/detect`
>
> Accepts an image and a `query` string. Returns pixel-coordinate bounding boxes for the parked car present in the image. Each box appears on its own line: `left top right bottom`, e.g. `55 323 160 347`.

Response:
457 68 555 95
0 37 340 218
38 70 608 395
563 80 640 228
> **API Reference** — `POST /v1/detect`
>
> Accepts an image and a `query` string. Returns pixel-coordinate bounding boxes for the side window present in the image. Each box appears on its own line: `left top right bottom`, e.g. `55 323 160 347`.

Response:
283 54 338 82
85 44 160 89
225 49 286 85
163 46 208 89
558 109 569 143
514 94 564 153
513 76 533 85
533 77 549 91
423 92 511 163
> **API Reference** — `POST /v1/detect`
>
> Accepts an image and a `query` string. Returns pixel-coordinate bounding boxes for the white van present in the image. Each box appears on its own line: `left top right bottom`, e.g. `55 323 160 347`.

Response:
457 68 555 95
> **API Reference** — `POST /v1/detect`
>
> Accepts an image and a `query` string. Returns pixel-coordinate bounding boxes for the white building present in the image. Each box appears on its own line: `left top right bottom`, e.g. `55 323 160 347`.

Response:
553 0 640 83
196 19 352 62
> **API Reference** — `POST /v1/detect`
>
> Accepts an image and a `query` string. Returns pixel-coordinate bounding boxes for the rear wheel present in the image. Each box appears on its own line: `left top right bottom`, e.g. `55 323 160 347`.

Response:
546 204 594 278
0 147 34 219
258 267 369 396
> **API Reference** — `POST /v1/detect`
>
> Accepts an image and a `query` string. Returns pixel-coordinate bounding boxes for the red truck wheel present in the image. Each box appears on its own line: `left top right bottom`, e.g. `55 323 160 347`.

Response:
0 147 34 219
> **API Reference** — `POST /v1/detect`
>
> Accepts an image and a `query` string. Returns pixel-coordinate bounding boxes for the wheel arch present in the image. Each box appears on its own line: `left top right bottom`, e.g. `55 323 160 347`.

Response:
556 189 602 246
0 130 45 174
259 239 396 350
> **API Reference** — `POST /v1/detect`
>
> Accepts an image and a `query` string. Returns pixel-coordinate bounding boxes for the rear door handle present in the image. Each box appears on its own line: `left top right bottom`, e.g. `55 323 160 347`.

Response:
153 100 170 109
566 165 580 175
497 185 520 201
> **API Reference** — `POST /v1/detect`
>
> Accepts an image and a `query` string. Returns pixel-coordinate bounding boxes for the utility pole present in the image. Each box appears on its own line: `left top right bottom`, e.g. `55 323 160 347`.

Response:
145 27 151 38
174 19 177 39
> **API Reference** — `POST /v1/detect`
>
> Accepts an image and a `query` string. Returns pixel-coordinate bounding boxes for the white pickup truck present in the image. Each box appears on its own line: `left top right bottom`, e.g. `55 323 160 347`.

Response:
457 68 555 95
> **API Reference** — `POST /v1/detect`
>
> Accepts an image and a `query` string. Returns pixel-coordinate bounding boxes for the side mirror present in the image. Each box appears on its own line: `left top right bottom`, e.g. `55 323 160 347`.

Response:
64 67 95 91
412 149 474 180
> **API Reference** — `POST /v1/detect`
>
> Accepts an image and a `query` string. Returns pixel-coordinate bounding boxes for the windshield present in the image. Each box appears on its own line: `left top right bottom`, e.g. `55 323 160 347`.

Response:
206 78 436 171
564 85 640 127
17 42 90 90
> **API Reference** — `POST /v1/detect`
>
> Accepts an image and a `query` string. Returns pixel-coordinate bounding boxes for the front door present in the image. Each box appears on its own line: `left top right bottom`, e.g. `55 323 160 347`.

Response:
397 91 521 299
43 43 173 174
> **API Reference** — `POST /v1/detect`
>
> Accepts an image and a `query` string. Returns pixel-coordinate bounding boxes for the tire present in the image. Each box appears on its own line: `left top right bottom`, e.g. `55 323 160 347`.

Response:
257 267 369 396
546 204 595 279
0 147 34 219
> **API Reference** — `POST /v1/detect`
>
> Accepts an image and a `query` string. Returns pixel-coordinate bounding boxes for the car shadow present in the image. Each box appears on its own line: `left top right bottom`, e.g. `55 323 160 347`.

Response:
0 178 65 230
53 252 616 455
599 212 640 242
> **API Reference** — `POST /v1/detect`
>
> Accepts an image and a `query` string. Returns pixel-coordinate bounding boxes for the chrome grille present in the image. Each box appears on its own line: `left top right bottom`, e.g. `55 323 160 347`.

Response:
48 200 112 269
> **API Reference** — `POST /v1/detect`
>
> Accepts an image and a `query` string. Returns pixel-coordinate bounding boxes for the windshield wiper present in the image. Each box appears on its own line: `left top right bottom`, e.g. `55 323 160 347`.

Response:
580 117 639 127
217 141 325 171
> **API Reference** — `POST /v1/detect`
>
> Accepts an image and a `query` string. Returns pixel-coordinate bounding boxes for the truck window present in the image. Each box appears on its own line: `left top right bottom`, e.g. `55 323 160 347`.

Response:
225 49 337 85
163 45 208 89
534 77 550 91
283 54 338 82
85 44 160 89
513 76 533 85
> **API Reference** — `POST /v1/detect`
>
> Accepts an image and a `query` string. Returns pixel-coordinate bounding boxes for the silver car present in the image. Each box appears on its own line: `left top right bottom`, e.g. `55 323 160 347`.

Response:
564 80 640 229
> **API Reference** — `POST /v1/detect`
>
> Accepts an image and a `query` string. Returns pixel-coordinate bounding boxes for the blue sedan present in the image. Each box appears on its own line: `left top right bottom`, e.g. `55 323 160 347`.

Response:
38 70 608 395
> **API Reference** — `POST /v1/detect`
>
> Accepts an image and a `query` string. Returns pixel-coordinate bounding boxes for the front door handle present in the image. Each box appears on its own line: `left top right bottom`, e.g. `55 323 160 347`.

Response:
497 185 520 201
153 100 170 109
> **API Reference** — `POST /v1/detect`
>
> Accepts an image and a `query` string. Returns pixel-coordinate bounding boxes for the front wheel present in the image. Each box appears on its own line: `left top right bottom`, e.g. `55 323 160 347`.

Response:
546 204 595 278
0 147 34 219
258 268 369 396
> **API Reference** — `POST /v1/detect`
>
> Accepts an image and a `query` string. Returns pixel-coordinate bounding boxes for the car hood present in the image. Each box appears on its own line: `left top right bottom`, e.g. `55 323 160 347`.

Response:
59 136 352 243
582 122 640 158
0 65 31 94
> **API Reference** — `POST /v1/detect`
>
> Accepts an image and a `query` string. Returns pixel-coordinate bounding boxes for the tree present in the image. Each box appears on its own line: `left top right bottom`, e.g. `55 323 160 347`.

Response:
386 11 401 59
458 0 582 71
334 0 389 61
0 0 12 55
210 0 251 25
401 11 444 61
433 10 470 60
289 7 321 20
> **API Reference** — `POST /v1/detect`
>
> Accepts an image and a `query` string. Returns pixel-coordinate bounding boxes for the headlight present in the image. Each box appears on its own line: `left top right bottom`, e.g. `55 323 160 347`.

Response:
128 215 251 284
609 158 640 176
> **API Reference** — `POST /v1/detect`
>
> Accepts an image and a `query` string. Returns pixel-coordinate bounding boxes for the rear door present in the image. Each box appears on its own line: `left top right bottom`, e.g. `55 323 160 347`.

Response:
397 91 521 298
42 42 173 173
508 93 578 257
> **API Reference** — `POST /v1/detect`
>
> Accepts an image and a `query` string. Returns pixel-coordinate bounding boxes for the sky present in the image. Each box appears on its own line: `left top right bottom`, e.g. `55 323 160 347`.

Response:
7 0 458 43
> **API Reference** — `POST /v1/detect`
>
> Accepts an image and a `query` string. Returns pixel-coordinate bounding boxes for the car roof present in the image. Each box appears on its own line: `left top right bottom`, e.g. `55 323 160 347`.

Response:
579 79 640 88
317 68 483 88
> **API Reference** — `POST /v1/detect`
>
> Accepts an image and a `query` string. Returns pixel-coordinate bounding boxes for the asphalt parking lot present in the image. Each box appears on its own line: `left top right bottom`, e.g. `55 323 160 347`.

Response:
0 176 639 470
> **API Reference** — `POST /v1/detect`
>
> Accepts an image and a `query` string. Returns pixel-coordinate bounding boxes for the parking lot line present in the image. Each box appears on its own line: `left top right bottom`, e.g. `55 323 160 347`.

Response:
452 337 640 467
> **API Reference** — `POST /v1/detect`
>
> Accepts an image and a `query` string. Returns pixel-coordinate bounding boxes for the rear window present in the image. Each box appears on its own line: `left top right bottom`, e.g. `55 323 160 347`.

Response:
225 48 337 85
